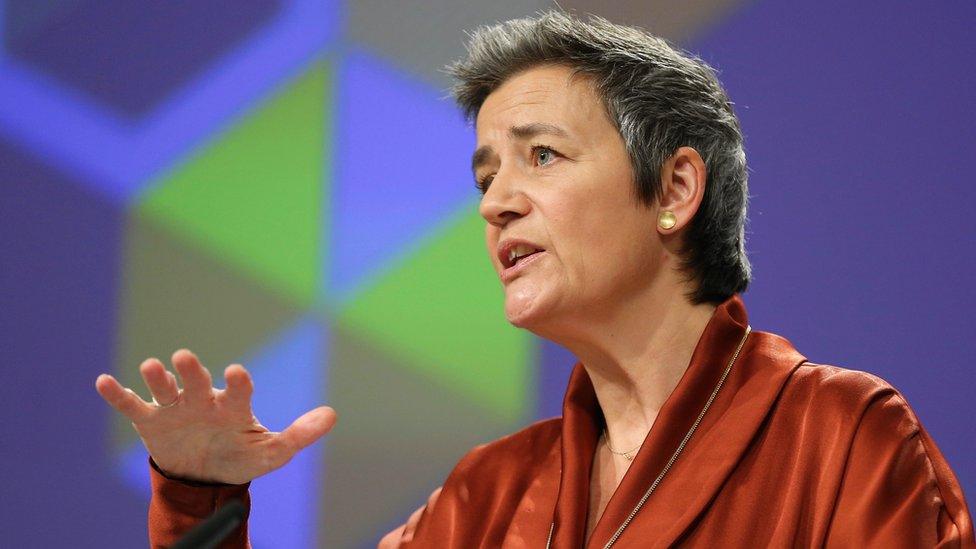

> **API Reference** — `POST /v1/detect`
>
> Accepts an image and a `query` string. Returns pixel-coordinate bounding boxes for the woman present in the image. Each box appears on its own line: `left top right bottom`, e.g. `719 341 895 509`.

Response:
96 12 973 548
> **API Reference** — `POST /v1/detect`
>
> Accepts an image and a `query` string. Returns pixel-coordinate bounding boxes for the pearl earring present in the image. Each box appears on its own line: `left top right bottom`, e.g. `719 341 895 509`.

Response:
658 210 677 230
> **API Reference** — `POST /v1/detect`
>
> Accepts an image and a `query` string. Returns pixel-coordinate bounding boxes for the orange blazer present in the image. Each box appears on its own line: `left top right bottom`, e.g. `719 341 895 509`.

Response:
148 296 974 548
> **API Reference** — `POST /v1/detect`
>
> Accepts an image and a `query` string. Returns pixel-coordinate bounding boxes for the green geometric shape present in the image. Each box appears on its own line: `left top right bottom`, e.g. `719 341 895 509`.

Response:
112 213 303 450
320 324 517 546
338 203 535 422
138 59 333 308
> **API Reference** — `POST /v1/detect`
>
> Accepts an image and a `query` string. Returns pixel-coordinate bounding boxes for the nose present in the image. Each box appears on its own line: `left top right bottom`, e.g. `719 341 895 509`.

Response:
478 166 531 228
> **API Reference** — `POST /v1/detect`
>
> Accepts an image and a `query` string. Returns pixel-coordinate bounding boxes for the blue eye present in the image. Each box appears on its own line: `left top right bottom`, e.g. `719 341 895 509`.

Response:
534 147 556 166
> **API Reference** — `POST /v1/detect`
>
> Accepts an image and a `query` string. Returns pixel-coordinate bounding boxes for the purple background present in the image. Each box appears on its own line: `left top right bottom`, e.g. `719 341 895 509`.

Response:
2 0 973 546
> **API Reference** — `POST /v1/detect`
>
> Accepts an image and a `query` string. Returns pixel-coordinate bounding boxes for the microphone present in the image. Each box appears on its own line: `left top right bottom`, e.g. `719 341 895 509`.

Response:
172 499 246 549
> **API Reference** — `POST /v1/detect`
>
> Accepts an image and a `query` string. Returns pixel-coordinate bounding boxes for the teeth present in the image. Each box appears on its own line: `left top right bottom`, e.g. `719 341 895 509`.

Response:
508 244 538 265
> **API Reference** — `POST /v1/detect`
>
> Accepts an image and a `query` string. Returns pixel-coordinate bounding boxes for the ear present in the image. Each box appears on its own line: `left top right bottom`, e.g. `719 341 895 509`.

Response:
657 146 706 235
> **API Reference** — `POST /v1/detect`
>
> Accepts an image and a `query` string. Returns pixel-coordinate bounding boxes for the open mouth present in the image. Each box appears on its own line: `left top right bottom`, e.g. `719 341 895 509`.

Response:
499 241 545 269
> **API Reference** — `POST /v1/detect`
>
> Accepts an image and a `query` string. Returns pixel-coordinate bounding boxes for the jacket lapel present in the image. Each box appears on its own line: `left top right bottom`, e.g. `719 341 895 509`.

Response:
550 296 806 548
551 364 603 546
608 330 805 547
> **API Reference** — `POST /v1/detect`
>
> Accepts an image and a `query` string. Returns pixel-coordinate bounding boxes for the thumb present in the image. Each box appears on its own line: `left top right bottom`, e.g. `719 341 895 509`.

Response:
279 406 338 452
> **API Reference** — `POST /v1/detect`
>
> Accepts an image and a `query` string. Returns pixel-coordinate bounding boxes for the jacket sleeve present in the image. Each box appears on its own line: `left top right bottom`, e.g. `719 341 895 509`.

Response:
148 458 252 549
824 391 974 548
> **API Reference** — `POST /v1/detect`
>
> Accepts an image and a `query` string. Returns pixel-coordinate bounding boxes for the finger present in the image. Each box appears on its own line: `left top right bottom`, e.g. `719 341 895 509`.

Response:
95 374 152 422
139 358 180 406
277 406 338 454
172 349 213 403
378 524 406 549
223 364 254 411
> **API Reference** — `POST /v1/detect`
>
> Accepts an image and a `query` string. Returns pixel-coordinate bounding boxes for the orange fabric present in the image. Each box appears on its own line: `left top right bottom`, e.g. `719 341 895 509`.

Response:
148 296 974 548
148 458 250 548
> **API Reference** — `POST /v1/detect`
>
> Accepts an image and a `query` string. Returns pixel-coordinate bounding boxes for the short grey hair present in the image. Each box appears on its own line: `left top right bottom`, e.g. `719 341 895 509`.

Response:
448 10 750 304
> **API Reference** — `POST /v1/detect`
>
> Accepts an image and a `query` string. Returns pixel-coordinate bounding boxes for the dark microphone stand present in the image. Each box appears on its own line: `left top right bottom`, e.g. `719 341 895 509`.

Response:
171 499 246 549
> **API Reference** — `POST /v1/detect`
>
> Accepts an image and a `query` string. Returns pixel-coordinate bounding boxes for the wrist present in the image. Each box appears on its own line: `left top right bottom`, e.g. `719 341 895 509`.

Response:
149 457 248 487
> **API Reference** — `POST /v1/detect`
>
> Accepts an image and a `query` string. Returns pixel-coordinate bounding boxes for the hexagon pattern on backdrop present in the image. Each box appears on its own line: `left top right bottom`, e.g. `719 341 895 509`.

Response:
104 41 536 543
19 0 967 547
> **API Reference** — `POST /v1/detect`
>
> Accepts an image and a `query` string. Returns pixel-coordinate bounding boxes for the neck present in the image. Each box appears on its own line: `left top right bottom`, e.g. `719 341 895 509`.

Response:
544 285 717 452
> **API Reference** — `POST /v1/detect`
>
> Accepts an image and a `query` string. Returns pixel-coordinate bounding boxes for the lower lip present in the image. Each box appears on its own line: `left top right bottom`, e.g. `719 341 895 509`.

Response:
500 251 546 283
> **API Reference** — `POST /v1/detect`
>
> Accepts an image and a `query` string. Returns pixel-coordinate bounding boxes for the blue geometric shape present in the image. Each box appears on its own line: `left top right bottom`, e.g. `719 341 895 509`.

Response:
537 338 577 420
327 49 477 302
119 443 153 496
0 0 340 204
242 316 330 549
112 315 330 548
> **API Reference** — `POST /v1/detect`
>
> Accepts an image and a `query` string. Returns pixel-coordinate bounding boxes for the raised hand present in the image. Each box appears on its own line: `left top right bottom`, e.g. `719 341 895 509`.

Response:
95 349 337 485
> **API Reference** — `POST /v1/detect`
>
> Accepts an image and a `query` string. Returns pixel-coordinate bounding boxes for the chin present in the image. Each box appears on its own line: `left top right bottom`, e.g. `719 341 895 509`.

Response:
503 289 551 330
505 308 535 329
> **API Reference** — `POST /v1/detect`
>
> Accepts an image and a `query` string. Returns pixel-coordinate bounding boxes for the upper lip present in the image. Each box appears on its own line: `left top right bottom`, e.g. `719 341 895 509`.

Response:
497 239 546 269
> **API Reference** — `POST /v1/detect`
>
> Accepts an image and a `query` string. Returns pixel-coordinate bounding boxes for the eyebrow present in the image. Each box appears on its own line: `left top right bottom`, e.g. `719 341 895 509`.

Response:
471 122 570 172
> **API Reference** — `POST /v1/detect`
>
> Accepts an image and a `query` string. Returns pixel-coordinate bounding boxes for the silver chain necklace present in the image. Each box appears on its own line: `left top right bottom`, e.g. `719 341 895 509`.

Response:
546 326 752 549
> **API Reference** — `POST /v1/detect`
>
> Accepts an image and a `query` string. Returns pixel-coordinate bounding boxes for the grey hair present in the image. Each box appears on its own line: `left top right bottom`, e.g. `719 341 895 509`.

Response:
448 10 750 304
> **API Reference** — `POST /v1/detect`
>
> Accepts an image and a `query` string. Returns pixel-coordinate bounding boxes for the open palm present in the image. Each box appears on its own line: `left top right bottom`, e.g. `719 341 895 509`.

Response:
95 349 337 485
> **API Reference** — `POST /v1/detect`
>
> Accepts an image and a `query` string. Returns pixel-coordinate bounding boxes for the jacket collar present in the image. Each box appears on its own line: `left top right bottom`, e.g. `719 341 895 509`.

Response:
551 295 807 547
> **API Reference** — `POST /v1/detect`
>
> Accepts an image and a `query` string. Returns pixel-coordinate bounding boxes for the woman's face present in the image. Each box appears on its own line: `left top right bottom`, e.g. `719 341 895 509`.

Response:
474 64 666 332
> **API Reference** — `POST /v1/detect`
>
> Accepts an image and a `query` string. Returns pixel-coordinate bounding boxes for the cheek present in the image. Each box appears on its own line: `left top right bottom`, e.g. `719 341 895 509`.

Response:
546 223 605 299
537 166 653 290
572 210 657 290
611 222 662 282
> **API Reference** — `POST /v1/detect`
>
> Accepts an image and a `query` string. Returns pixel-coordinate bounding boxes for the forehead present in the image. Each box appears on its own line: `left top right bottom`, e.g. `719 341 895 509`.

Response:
475 65 604 137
